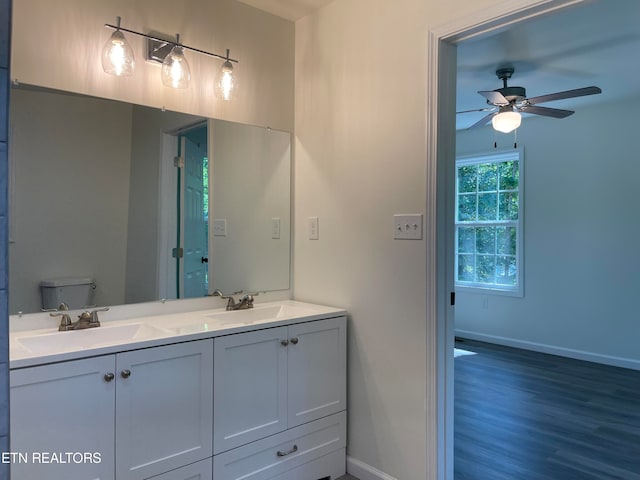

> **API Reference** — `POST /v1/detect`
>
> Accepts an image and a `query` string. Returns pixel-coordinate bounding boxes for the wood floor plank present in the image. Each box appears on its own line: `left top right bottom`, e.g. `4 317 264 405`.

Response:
454 339 640 480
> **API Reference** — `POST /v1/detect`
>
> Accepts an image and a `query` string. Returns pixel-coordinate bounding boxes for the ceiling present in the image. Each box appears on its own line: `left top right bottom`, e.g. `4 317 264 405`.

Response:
235 0 334 20
456 0 640 130
238 1 640 130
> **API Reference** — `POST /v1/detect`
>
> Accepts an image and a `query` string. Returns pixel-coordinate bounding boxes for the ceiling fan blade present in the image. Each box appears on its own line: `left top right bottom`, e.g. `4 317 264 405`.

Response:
525 86 602 105
467 112 496 129
478 90 509 105
456 107 495 115
519 105 574 118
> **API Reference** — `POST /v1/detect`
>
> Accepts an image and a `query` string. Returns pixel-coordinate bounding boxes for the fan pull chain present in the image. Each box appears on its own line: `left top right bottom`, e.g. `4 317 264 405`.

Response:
513 128 518 149
494 130 497 149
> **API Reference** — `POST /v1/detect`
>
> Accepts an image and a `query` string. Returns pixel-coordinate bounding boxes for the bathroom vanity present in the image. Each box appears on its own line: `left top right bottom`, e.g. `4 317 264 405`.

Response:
9 301 347 480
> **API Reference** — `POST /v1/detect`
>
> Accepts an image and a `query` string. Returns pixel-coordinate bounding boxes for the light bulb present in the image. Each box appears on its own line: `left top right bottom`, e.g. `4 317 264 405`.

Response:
214 58 237 101
102 30 135 76
492 110 521 133
161 45 191 89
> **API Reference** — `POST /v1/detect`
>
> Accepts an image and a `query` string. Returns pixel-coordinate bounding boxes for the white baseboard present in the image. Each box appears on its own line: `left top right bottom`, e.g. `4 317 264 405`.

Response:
455 329 640 371
346 456 397 480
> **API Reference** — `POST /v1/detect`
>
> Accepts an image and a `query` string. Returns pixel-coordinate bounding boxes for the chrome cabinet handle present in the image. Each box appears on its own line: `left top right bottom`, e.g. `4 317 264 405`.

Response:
290 337 299 345
281 339 289 347
120 369 131 379
276 444 298 457
104 372 115 382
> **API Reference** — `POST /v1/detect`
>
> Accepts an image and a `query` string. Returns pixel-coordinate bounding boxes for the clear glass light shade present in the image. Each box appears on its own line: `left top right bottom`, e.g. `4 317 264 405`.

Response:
492 111 522 133
214 61 238 101
161 46 191 89
102 30 135 76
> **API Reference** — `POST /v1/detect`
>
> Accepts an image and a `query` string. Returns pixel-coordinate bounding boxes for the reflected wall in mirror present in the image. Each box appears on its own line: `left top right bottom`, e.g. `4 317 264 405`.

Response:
9 86 291 314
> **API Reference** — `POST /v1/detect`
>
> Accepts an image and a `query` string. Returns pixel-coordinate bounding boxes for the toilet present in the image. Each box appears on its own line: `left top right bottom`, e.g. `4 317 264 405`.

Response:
39 276 96 310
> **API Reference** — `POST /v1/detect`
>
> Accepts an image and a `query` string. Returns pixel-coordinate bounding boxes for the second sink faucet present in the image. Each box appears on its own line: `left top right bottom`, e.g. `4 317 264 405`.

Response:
211 290 259 311
52 306 110 331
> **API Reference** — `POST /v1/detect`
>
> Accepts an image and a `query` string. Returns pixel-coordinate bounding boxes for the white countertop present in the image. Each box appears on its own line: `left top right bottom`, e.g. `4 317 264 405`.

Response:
10 300 346 369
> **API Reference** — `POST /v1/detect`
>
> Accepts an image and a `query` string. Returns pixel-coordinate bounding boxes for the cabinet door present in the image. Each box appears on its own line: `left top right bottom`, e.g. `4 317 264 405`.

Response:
10 356 116 480
214 327 288 453
287 317 346 427
115 340 213 480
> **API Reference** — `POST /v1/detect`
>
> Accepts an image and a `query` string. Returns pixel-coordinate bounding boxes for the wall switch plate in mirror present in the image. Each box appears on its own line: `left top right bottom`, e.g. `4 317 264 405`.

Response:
213 219 227 237
272 218 281 239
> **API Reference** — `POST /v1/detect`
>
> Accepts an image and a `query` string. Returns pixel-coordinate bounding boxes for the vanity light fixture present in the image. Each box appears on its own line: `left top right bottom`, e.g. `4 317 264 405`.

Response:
103 17 238 97
101 16 135 76
491 106 522 133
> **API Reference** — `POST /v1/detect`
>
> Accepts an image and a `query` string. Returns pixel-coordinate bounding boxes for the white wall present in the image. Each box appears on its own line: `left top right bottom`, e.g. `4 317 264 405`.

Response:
293 1 513 478
211 121 291 294
11 0 294 132
455 96 640 369
9 88 132 312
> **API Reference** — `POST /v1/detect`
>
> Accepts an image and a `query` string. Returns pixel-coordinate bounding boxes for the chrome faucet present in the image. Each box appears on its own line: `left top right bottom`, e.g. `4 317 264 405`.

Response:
52 306 109 331
211 289 258 311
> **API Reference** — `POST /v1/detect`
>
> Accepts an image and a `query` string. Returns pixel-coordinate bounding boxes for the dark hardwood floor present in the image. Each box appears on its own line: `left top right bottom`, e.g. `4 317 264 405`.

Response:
454 339 640 480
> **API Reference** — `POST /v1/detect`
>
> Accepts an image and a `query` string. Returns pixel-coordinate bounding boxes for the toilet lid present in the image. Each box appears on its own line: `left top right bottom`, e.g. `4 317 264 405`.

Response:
39 276 95 287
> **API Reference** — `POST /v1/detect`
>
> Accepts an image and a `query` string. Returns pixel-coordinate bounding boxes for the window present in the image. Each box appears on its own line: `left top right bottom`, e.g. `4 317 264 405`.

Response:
455 150 523 295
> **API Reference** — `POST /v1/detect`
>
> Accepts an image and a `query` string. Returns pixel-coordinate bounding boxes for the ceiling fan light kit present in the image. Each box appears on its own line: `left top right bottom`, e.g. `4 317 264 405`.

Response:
492 107 521 133
459 67 602 134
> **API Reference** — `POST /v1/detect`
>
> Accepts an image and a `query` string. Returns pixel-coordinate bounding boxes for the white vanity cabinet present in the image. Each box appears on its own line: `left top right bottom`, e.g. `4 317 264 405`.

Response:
10 339 214 480
213 316 347 458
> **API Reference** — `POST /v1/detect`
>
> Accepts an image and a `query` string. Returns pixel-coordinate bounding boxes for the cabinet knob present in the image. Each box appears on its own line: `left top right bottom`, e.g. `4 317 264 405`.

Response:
120 369 131 379
280 339 289 347
104 372 115 382
290 337 299 345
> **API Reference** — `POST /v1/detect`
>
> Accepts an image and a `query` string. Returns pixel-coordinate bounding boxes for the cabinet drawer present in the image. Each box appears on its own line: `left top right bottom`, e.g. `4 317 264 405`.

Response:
144 457 212 480
213 411 346 480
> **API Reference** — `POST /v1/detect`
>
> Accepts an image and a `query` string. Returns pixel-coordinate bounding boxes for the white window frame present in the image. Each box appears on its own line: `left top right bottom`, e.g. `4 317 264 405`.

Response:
455 148 524 297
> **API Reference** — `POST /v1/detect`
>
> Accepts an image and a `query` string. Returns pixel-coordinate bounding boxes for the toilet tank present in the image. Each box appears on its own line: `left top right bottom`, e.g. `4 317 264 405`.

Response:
39 277 96 310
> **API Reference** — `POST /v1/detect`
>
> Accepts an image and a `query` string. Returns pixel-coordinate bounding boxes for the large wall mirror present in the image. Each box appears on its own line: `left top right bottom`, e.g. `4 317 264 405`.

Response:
9 85 291 315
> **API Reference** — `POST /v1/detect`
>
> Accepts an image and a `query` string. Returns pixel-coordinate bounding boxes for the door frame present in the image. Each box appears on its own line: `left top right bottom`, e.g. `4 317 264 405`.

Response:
427 1 588 479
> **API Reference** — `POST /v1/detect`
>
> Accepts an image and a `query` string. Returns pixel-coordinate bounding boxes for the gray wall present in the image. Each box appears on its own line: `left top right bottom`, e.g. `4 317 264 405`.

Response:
9 89 133 313
0 0 10 475
455 96 640 369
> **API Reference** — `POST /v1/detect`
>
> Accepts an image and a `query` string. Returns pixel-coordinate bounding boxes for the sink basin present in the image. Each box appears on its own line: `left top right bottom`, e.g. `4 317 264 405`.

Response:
17 323 168 354
206 305 290 323
170 304 314 335
206 303 316 324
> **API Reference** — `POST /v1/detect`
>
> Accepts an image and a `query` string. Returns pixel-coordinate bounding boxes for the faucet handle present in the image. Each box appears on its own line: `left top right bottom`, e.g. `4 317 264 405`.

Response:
90 307 109 324
209 289 242 299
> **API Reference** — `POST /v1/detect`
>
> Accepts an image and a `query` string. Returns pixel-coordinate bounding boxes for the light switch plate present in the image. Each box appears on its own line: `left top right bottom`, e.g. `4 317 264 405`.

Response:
271 217 281 239
213 219 227 237
308 216 319 240
394 214 423 240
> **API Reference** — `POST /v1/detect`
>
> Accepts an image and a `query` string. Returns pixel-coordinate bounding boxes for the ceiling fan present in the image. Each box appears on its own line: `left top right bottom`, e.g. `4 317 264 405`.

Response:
459 67 602 132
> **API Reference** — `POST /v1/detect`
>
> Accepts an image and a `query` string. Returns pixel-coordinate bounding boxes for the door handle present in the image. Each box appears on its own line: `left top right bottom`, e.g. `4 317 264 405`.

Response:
201 257 209 263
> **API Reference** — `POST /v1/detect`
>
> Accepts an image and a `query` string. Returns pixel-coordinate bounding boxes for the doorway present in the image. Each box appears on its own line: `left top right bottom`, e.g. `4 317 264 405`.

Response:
429 1 593 479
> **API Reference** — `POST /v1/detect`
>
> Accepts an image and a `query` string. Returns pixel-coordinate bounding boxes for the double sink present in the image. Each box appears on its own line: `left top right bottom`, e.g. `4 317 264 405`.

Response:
13 303 317 358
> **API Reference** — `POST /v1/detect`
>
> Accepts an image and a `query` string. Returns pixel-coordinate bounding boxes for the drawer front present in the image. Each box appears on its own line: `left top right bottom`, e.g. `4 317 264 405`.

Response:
269 449 345 480
144 457 212 480
213 411 346 480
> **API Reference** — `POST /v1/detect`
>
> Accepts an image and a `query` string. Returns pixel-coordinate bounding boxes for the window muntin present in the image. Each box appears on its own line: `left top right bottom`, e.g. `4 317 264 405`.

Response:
455 151 522 295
